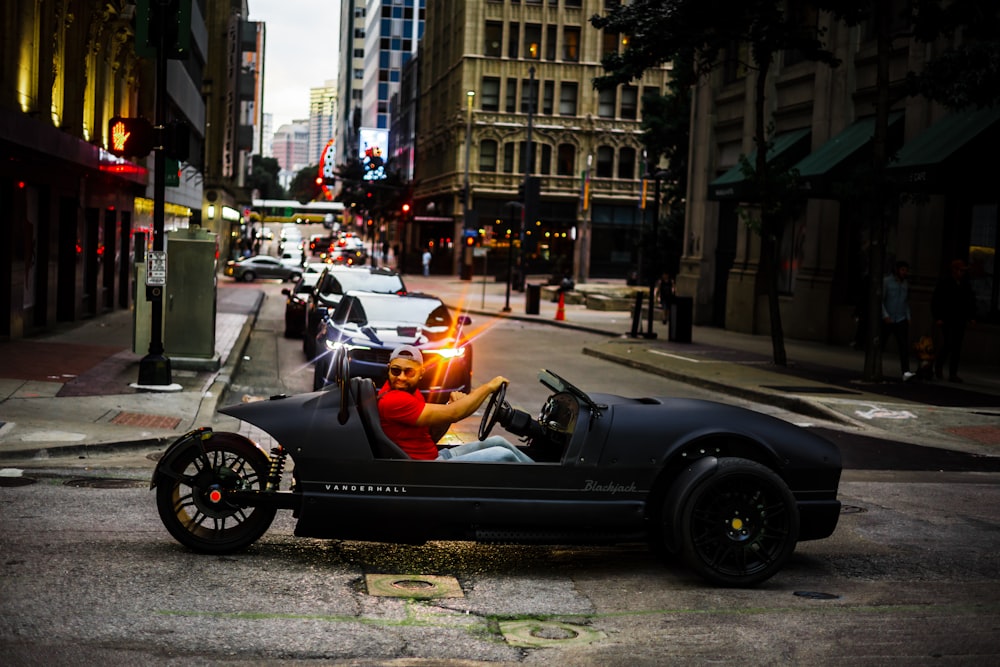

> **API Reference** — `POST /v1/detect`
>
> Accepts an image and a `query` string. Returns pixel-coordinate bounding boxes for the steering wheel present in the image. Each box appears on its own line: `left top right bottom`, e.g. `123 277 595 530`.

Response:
478 381 508 441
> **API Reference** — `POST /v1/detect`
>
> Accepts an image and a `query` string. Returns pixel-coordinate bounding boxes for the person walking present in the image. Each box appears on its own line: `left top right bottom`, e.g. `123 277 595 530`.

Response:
932 259 977 382
422 249 432 276
882 260 914 381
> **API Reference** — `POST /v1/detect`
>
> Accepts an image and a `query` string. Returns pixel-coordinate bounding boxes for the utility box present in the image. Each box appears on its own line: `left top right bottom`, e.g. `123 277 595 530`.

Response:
164 228 218 367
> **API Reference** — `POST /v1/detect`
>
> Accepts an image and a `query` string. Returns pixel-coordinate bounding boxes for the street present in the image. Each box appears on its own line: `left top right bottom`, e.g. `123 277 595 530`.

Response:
2 280 999 665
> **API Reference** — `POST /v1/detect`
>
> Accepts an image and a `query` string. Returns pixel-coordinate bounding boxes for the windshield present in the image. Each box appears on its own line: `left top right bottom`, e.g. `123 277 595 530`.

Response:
336 294 452 332
331 269 404 294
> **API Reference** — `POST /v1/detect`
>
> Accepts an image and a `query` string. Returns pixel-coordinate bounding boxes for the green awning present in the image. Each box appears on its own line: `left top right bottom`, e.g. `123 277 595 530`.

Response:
793 111 904 194
708 128 811 200
887 107 1000 191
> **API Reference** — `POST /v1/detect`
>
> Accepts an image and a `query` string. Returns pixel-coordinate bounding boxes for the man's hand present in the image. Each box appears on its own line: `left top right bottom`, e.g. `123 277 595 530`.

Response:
448 390 467 403
485 376 509 392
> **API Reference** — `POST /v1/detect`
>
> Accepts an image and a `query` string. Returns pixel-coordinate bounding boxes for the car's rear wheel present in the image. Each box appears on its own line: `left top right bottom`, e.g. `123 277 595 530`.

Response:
241 271 256 282
678 457 799 587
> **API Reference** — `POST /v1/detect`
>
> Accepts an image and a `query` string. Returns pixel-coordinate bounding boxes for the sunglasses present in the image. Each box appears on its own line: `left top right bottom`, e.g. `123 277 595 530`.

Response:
388 365 418 378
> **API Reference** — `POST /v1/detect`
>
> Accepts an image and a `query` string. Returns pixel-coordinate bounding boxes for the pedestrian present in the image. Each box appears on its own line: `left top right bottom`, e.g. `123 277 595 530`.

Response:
655 272 675 324
881 260 914 381
422 249 432 276
932 259 977 382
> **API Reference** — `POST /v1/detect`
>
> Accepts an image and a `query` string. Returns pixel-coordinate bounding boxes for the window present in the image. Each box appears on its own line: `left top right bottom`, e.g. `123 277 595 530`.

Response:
485 21 502 57
598 88 616 118
508 21 520 58
602 31 619 57
481 77 500 111
545 25 557 60
542 80 554 115
596 145 614 177
556 144 576 176
505 77 517 112
563 27 580 61
540 144 552 175
620 86 638 120
480 139 498 172
524 24 541 59
503 143 516 173
559 82 577 116
618 147 636 179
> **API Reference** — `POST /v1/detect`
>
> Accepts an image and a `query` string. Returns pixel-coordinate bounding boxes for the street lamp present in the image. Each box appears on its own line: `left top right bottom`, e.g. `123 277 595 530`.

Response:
462 90 476 280
503 201 523 312
644 169 671 338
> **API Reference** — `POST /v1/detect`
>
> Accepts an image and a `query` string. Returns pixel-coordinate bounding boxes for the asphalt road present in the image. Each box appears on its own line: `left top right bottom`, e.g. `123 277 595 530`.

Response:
2 281 999 665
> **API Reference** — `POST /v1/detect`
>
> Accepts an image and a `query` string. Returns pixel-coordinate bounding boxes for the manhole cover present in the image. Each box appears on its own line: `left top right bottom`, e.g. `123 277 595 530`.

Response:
0 476 37 487
841 505 866 514
110 412 182 429
500 620 606 648
365 574 463 599
64 478 147 489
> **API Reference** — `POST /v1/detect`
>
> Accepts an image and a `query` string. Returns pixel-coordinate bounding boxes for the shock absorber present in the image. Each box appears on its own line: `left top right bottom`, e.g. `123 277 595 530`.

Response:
266 445 287 492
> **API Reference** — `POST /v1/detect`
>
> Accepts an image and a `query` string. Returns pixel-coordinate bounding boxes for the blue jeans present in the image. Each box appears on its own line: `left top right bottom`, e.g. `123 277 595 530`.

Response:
437 436 533 462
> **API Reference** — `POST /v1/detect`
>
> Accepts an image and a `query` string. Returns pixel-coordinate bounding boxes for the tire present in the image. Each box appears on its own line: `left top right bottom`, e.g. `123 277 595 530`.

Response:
154 433 276 554
678 457 799 587
288 272 301 283
241 271 256 282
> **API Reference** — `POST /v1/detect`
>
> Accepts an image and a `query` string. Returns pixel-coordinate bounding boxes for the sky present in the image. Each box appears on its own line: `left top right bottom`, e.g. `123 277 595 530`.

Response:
249 0 342 131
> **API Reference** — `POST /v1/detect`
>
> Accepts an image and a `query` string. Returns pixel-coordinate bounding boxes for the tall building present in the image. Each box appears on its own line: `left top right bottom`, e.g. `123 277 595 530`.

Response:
683 12 999 363
202 7 266 260
272 121 311 188
362 0 424 131
309 81 338 166
413 0 670 278
0 0 208 338
337 0 368 162
260 112 275 158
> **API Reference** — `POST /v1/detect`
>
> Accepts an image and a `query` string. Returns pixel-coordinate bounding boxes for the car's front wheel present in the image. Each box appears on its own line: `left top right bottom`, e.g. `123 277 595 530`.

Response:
154 433 276 553
677 457 799 587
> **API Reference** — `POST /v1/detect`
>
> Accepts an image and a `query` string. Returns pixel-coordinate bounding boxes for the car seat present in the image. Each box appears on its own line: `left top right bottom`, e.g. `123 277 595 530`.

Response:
351 377 410 459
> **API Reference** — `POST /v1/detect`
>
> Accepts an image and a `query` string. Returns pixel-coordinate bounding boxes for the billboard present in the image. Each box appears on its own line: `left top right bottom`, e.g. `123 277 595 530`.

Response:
359 127 389 181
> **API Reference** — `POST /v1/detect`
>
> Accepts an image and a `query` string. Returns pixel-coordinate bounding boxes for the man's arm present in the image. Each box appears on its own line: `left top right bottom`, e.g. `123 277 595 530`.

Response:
415 376 508 429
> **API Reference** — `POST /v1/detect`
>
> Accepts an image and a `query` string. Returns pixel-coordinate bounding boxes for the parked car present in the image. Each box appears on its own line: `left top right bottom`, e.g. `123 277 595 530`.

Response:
224 255 301 282
303 265 407 359
281 272 323 338
313 291 472 403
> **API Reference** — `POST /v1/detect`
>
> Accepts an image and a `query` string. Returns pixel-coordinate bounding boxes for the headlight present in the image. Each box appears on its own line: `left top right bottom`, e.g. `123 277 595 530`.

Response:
424 347 466 360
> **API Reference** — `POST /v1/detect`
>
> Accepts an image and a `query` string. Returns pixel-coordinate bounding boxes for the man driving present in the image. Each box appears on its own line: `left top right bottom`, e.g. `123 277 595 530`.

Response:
377 345 533 462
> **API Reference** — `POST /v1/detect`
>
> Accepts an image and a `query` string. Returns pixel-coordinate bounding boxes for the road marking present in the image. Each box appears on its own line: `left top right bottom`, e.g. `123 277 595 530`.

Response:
647 349 702 363
854 404 918 420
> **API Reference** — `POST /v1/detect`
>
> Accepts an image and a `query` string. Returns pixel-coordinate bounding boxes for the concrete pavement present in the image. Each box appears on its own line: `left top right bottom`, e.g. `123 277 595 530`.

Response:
1 271 998 460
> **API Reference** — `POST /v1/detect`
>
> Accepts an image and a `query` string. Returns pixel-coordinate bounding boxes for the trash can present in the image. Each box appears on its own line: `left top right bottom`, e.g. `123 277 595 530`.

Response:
525 283 541 315
669 296 693 342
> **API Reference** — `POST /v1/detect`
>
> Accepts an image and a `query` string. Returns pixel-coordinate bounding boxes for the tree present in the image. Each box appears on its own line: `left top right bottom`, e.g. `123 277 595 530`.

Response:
288 164 323 204
592 0 841 366
246 156 285 199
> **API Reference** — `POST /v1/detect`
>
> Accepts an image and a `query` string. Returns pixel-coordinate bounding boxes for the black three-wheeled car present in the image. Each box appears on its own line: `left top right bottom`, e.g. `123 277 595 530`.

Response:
152 356 841 587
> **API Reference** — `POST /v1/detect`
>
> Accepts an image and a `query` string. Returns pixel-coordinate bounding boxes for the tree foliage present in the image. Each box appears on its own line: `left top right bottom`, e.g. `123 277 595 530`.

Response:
289 164 323 204
246 156 285 200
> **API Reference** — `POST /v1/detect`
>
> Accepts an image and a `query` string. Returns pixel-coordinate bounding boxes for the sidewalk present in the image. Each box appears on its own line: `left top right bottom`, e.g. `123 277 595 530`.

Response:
1 272 998 460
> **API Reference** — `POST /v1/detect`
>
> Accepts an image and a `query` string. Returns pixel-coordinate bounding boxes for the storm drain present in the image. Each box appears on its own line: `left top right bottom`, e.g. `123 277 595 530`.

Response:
365 574 464 599
0 474 36 487
110 412 181 429
500 620 606 648
63 477 147 489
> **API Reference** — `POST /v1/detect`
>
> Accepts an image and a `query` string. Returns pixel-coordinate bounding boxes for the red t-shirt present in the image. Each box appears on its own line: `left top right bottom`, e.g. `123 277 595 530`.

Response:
377 382 438 460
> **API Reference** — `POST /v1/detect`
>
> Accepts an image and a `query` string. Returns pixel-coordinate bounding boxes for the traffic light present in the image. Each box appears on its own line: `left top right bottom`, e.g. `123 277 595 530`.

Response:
401 203 411 214
135 0 192 60
108 117 155 157
465 235 476 247
164 120 189 160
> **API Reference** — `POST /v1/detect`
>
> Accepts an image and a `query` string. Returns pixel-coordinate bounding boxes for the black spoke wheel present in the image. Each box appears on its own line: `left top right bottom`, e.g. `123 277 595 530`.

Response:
678 458 799 587
155 433 276 553
478 382 507 441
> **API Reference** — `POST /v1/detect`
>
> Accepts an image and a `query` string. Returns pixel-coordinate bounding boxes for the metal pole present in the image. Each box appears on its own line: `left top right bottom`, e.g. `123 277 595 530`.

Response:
137 0 172 386
645 174 662 338
519 66 535 286
462 90 475 280
503 202 521 312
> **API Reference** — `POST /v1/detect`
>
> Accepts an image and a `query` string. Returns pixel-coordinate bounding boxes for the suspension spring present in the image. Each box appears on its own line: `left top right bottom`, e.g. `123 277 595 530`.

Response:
266 445 287 492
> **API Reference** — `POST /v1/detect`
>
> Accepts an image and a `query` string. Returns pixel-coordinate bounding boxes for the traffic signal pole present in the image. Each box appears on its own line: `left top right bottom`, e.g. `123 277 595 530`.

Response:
137 0 173 387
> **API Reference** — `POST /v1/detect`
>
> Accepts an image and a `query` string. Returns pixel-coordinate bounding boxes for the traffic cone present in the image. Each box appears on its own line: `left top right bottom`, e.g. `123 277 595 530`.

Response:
555 291 566 321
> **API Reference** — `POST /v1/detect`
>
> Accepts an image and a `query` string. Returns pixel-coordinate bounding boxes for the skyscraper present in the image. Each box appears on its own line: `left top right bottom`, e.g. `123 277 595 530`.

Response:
309 81 338 166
